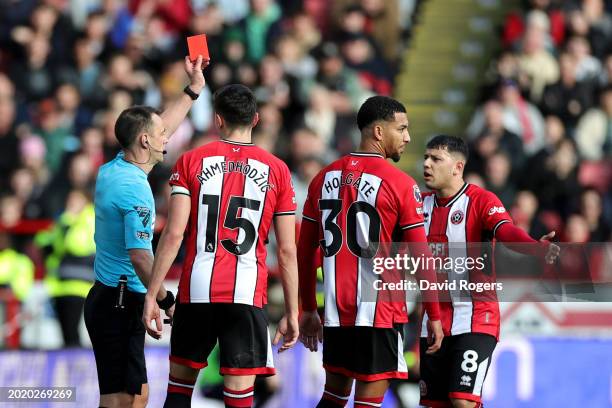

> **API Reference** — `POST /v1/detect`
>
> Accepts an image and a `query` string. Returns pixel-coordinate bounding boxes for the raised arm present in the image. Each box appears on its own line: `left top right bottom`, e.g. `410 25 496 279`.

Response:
160 56 209 138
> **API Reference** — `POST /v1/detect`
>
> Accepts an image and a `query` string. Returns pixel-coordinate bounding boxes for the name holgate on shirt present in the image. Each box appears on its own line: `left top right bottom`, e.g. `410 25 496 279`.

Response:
324 172 376 198
197 160 275 192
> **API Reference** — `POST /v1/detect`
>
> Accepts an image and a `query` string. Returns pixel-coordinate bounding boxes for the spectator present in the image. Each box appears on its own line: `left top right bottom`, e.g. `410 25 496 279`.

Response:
71 37 105 107
291 155 325 219
517 24 559 101
35 99 77 175
580 187 612 241
510 190 549 238
340 33 392 95
35 189 95 347
302 85 337 146
467 80 546 155
288 11 322 54
80 127 106 171
540 53 594 133
55 82 93 137
581 0 612 59
566 35 602 82
19 134 50 191
237 0 283 63
42 152 96 218
575 84 612 160
0 195 24 230
10 167 44 220
0 74 20 190
503 0 565 49
484 151 516 208
287 127 331 170
275 34 318 81
0 232 35 304
313 41 373 113
467 100 526 178
10 34 56 102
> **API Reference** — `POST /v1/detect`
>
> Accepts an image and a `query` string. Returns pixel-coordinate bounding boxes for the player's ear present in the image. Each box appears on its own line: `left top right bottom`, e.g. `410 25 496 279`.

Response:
454 159 465 176
215 113 224 129
373 123 384 141
251 112 260 128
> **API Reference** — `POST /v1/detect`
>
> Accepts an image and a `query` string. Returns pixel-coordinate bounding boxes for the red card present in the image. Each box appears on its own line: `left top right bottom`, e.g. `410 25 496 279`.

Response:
187 34 209 62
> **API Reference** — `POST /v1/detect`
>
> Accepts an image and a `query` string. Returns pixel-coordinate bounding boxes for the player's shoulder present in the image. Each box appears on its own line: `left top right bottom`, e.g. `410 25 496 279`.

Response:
376 162 418 194
466 183 501 202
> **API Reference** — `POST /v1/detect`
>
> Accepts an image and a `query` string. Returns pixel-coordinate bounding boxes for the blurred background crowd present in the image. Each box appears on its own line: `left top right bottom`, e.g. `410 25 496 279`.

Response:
0 0 610 385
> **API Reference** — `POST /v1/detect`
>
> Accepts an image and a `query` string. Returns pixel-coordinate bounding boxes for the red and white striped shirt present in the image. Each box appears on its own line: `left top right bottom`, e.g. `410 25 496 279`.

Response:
421 183 512 339
302 152 425 328
169 140 296 307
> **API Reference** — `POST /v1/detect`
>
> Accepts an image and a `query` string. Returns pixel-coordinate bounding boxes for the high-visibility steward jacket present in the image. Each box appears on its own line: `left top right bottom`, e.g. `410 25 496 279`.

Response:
0 248 34 301
36 204 96 298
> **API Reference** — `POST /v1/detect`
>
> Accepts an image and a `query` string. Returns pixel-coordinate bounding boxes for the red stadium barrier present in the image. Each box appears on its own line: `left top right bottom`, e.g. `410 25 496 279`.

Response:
0 288 21 349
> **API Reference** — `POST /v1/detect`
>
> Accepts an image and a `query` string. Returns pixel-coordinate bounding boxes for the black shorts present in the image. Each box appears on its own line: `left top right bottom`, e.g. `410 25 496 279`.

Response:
323 325 408 381
170 302 275 376
419 333 497 406
84 281 147 395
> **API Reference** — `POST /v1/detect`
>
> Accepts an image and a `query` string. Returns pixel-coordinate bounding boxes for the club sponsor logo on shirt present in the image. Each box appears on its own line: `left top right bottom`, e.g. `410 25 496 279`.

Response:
451 210 464 225
133 206 151 227
488 206 506 216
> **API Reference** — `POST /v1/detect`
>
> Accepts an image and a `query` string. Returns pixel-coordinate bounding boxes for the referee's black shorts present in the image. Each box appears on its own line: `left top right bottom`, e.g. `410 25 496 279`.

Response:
84 280 147 395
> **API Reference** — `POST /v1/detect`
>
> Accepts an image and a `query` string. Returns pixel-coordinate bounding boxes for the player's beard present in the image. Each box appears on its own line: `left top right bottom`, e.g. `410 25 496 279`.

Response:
391 152 401 162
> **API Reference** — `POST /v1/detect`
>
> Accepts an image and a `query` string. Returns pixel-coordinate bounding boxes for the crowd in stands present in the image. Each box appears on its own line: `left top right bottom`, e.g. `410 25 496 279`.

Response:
467 0 612 246
0 0 611 349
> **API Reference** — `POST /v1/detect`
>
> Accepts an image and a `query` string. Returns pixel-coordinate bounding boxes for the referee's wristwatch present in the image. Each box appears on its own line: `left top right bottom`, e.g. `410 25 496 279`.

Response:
183 86 200 100
157 290 175 310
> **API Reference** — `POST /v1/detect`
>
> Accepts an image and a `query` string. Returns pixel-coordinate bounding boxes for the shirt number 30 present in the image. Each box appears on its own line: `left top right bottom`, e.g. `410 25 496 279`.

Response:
318 198 381 258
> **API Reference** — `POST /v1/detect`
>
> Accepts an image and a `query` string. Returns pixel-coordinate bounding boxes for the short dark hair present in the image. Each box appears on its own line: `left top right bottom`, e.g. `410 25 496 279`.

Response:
426 134 469 161
357 96 406 131
213 84 257 127
114 106 160 149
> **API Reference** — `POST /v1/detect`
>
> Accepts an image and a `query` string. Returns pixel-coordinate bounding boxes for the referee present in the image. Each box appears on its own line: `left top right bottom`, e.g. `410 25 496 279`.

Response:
84 55 208 408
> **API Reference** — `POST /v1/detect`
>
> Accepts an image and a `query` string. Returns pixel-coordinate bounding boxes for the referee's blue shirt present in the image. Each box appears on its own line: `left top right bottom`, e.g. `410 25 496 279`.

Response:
93 152 154 293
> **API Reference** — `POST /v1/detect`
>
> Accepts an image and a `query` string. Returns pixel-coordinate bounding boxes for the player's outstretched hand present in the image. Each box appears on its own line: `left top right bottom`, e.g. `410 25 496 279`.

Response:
273 314 299 353
184 55 209 94
539 231 560 264
299 311 323 352
426 319 444 354
142 295 163 340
